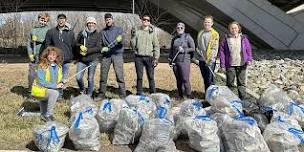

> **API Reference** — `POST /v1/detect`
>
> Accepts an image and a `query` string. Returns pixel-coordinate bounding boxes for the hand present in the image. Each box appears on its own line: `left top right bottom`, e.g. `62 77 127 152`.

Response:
131 27 136 37
57 82 64 88
247 61 252 65
178 46 185 53
80 45 87 56
29 54 35 62
101 47 109 53
32 35 38 42
115 35 123 43
152 59 158 68
207 61 215 67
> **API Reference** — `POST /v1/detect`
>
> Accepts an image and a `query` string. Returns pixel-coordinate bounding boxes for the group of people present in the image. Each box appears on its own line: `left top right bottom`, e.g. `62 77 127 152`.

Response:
169 16 252 100
27 12 252 121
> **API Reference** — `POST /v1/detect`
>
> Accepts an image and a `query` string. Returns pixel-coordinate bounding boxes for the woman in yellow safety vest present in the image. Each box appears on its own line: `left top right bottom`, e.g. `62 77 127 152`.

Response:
31 46 64 122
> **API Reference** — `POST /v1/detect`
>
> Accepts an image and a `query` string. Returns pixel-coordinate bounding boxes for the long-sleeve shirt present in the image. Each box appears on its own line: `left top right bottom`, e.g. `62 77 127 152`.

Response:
130 26 160 59
100 26 124 56
196 28 219 64
169 33 195 63
27 25 50 59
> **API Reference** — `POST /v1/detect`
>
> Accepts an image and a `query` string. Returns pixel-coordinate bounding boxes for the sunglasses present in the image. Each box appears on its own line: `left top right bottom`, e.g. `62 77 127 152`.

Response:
142 18 150 22
176 27 184 29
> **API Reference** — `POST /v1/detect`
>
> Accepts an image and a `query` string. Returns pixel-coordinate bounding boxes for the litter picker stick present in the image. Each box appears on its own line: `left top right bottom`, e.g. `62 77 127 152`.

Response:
170 49 182 65
207 65 216 79
64 61 97 83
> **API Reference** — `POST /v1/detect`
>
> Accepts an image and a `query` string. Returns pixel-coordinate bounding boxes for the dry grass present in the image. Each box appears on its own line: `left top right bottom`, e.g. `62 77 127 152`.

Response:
0 63 205 150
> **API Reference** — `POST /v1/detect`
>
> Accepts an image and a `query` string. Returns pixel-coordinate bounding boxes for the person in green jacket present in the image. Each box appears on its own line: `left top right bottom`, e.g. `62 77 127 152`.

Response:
130 15 160 95
27 12 50 92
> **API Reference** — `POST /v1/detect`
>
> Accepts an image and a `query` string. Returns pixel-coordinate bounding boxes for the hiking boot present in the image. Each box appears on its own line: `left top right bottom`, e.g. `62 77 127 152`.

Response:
40 115 55 122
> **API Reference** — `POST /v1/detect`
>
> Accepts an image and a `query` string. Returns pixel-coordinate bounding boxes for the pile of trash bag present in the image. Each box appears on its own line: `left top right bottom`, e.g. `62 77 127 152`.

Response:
33 121 69 152
263 112 304 152
69 108 100 151
96 99 128 133
135 106 177 152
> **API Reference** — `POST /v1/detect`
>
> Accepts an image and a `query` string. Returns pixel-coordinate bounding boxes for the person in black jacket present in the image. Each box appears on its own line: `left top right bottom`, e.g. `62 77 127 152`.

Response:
75 17 100 97
169 22 195 99
96 13 126 99
45 14 75 83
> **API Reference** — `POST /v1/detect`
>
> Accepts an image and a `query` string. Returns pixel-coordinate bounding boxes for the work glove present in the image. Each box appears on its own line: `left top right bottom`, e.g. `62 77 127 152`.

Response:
115 35 123 43
80 45 87 56
32 35 38 42
178 46 185 53
192 59 199 66
28 54 35 62
101 47 109 53
152 59 158 68
131 27 136 37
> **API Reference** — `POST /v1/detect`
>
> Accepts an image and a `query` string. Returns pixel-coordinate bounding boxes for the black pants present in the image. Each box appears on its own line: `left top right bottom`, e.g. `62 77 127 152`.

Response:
199 61 216 91
226 65 247 100
135 56 155 94
173 62 191 98
99 54 126 97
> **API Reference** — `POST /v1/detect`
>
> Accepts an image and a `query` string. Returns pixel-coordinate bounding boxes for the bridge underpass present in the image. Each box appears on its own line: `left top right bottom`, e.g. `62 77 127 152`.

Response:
1 0 304 50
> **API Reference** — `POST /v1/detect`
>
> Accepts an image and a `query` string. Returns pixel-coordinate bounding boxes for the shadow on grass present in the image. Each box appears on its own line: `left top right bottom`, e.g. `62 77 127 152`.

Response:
10 86 30 98
26 140 39 151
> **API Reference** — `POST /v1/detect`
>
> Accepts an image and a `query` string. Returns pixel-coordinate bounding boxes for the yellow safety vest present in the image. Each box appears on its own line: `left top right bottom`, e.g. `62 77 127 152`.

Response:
197 28 219 63
31 66 62 98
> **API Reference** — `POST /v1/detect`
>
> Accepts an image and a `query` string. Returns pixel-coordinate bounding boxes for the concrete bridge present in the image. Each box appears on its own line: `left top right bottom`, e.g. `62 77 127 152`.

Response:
1 0 304 50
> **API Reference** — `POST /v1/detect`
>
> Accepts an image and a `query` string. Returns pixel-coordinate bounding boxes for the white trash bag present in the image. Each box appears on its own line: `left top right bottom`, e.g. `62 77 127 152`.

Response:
263 112 304 152
125 95 156 118
211 113 270 152
205 85 243 117
185 114 220 152
96 99 128 133
149 93 172 108
135 106 176 152
33 121 69 152
112 107 146 145
69 108 100 151
69 94 97 116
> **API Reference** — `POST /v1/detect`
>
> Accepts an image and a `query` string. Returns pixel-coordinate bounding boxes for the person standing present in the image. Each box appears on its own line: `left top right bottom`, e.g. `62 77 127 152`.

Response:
75 17 100 97
195 15 219 91
169 22 195 99
27 12 50 92
219 21 253 100
97 13 126 99
130 15 160 95
45 13 75 84
31 47 64 121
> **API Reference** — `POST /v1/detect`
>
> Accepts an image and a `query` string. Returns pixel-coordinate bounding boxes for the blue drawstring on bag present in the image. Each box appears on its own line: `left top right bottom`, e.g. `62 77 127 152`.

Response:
73 112 83 128
237 116 257 126
231 100 244 118
206 86 218 101
195 115 211 121
192 100 202 110
48 126 60 146
103 101 112 113
288 128 304 144
288 102 304 116
156 106 167 119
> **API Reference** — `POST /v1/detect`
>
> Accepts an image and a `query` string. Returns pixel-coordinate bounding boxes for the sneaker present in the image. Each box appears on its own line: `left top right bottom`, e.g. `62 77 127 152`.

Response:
40 115 55 122
16 107 25 116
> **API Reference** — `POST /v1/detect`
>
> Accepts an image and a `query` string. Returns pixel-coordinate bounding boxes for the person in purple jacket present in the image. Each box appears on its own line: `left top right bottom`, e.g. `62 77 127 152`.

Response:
219 21 253 100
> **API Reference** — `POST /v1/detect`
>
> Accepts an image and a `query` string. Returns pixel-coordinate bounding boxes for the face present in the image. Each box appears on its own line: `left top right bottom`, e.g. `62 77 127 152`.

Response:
229 23 240 36
57 17 66 27
38 17 47 26
142 16 150 27
176 26 185 34
87 22 96 30
105 18 113 27
203 18 213 31
47 51 57 63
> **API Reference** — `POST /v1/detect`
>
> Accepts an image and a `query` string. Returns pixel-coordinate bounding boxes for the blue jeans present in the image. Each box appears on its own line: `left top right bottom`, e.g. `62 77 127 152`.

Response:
76 61 97 96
